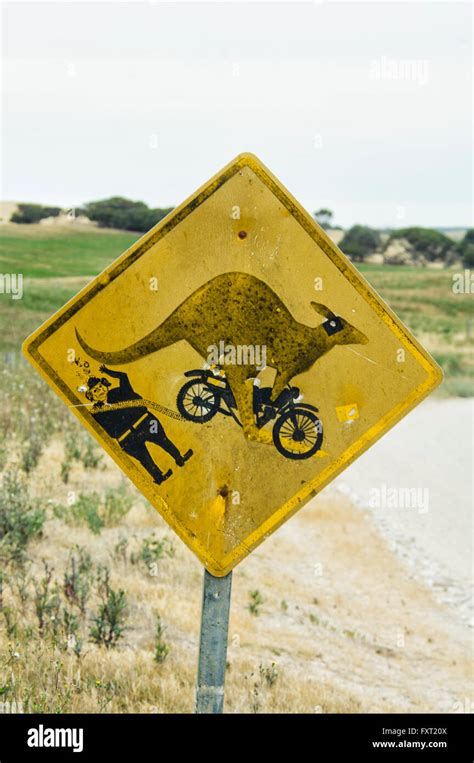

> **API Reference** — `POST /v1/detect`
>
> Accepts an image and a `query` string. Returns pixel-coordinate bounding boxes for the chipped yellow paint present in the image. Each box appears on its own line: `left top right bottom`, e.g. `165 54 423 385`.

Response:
22 153 443 576
207 493 227 559
335 403 360 423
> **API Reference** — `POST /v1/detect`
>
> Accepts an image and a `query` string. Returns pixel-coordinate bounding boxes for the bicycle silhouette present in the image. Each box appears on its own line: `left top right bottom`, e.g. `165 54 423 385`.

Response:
177 367 323 460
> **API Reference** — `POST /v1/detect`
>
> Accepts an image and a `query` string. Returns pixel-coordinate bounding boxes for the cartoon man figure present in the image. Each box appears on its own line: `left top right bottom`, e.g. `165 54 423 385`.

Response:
84 365 192 484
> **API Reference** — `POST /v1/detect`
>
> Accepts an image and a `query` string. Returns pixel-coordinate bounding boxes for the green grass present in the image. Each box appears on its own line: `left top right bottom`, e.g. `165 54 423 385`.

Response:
0 228 472 395
0 225 139 347
0 225 138 278
359 265 473 335
0 282 84 349
359 265 474 396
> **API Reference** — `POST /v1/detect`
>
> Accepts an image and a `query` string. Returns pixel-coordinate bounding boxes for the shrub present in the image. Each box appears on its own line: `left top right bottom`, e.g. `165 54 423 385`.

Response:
2 366 60 473
0 471 45 564
389 227 456 263
259 661 279 687
34 561 62 637
63 547 93 615
112 537 129 564
154 614 170 663
9 565 33 613
61 428 102 483
131 534 174 569
458 229 474 267
64 493 103 535
314 208 333 229
340 225 381 261
82 197 173 232
81 440 102 470
89 567 127 648
11 204 61 224
102 487 133 526
0 443 6 472
248 589 264 616
20 429 45 474
62 609 82 657
53 487 132 534
2 606 17 638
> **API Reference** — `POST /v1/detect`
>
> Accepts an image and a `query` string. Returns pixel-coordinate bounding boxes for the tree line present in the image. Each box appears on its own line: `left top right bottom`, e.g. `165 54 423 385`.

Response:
10 200 474 267
11 198 173 233
314 208 474 267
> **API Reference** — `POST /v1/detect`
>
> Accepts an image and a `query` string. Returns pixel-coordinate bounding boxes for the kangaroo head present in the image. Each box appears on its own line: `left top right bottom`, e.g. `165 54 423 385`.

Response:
310 302 368 346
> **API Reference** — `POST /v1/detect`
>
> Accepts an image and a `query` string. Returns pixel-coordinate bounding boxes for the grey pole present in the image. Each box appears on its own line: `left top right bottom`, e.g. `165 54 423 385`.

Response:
195 569 233 713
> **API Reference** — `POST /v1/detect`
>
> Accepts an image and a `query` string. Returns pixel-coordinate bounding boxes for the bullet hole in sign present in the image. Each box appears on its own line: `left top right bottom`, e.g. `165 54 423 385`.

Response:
238 231 247 240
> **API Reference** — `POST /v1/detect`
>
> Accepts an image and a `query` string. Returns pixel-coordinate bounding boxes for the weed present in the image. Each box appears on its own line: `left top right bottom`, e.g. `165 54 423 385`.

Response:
61 427 103 483
34 562 61 637
248 589 264 616
259 662 279 687
89 567 127 649
63 547 93 615
0 470 45 565
131 534 174 570
102 487 132 526
0 444 6 472
2 607 18 639
250 684 261 713
20 429 45 474
62 609 82 657
93 679 117 712
112 537 129 564
70 493 103 535
153 614 170 664
53 488 132 534
9 565 32 613
81 439 102 470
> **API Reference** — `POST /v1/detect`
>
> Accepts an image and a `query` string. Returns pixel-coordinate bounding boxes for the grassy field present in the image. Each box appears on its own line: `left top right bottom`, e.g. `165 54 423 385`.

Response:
0 225 137 352
0 225 137 278
357 265 473 397
0 225 472 396
0 226 471 713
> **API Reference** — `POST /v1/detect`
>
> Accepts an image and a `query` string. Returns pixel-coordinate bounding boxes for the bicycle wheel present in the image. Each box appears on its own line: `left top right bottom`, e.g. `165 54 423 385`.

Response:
176 379 219 423
273 408 323 460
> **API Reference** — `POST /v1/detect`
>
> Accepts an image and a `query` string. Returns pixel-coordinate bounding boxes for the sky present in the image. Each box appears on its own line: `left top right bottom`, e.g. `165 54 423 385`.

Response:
1 0 472 228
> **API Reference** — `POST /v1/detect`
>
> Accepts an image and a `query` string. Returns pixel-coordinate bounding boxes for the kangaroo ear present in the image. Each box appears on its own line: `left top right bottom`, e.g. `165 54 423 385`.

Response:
310 302 335 320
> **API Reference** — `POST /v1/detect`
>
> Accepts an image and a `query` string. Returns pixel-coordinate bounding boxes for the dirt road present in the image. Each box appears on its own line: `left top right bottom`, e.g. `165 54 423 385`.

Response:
327 398 473 625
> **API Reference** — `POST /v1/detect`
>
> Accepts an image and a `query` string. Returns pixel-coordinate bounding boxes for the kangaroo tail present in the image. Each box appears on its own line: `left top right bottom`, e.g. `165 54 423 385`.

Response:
75 319 182 366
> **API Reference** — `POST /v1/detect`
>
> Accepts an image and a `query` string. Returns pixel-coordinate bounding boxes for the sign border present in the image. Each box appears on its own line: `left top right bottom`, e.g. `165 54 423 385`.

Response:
22 152 443 575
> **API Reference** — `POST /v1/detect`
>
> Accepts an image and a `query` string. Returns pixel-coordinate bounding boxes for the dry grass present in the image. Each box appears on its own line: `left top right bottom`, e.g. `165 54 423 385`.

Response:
1 229 471 713
0 432 471 714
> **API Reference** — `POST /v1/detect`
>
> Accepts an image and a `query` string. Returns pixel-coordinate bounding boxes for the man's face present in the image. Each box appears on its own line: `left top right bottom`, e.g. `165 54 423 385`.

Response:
90 382 108 402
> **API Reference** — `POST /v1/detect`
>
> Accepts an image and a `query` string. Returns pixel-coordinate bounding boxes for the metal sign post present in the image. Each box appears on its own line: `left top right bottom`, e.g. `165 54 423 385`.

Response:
22 154 443 714
195 569 233 713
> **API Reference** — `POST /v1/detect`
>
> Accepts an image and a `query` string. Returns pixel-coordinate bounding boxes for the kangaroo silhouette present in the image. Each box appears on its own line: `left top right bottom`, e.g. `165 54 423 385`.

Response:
76 272 368 445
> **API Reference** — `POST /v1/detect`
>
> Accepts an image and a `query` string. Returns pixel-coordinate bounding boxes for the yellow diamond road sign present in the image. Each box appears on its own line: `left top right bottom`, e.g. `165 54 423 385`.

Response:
23 153 443 576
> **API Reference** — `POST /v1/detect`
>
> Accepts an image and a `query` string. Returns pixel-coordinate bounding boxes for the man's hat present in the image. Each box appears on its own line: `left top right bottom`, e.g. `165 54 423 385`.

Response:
87 376 110 390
